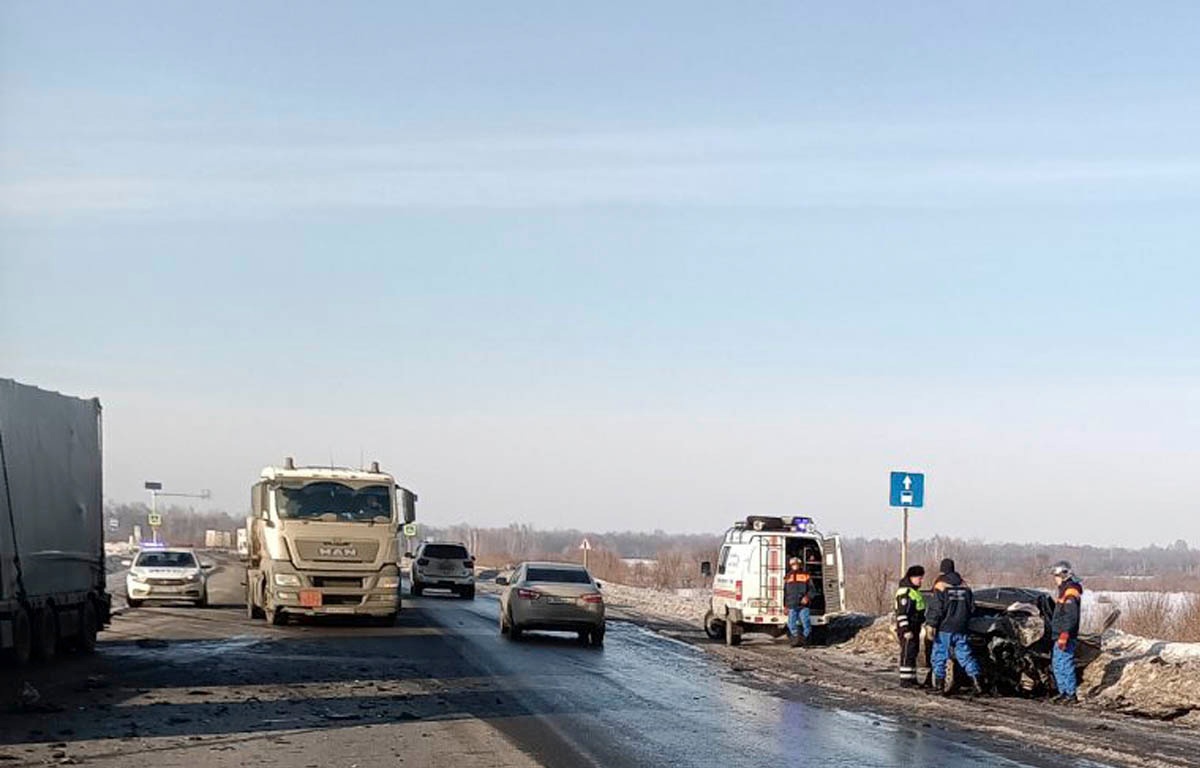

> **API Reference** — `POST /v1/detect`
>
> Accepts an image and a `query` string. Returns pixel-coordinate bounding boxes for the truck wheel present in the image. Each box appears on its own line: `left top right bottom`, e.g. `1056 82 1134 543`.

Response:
8 607 32 665
269 605 288 626
246 582 264 620
32 607 59 662
703 610 724 640
725 617 743 647
76 601 99 654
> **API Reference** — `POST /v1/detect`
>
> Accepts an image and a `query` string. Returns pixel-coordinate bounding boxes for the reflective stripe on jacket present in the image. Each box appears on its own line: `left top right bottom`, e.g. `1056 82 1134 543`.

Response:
895 582 926 631
783 571 812 609
1051 579 1083 638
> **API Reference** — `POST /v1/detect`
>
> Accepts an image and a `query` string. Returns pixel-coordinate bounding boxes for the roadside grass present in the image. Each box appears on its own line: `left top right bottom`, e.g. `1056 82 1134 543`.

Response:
1118 591 1200 642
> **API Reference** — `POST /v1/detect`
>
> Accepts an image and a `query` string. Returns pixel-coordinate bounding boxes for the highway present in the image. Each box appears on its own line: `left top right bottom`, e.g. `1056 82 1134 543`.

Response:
1 561 1113 767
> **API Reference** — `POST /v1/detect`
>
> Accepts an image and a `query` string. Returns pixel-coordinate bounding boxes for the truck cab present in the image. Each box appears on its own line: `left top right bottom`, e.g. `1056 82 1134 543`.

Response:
701 516 845 646
244 457 417 625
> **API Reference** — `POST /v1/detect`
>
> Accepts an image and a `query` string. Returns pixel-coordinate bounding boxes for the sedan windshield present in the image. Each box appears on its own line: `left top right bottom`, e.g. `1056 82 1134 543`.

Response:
526 567 593 584
136 551 197 568
276 482 392 522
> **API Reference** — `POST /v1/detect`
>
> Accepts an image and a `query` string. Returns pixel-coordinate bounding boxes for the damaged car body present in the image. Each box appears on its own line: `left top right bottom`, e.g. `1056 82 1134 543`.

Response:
961 587 1115 696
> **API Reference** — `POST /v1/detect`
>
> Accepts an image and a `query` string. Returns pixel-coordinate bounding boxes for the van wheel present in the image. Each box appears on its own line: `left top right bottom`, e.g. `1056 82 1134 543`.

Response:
725 617 743 647
8 607 32 665
32 607 59 662
703 610 724 640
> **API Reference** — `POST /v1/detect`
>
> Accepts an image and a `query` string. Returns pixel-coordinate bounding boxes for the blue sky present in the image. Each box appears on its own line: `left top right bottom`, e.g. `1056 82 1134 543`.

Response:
2 3 1197 546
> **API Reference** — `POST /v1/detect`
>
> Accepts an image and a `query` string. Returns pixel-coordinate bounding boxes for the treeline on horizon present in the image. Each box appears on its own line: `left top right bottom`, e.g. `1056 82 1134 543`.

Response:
103 502 1198 581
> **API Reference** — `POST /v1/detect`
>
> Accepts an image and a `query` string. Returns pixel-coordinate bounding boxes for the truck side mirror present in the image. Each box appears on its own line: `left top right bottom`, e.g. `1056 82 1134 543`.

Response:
397 487 418 524
700 561 712 577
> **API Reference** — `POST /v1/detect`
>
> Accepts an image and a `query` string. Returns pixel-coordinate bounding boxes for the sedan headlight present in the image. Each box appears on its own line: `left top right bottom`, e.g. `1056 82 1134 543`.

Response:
274 573 301 587
186 572 203 583
377 576 401 589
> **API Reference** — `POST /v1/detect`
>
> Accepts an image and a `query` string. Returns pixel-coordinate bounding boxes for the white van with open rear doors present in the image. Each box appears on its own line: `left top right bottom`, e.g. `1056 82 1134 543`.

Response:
701 516 845 646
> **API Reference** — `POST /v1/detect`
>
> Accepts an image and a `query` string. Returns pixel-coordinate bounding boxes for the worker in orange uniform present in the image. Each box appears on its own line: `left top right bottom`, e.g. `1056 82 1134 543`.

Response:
783 556 812 647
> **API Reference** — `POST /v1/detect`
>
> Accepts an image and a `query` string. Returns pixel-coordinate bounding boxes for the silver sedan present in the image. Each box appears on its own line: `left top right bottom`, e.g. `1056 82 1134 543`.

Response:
497 562 606 646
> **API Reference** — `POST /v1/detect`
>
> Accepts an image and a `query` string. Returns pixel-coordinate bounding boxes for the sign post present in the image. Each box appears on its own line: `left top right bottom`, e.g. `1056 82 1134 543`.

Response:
579 538 592 570
889 471 925 572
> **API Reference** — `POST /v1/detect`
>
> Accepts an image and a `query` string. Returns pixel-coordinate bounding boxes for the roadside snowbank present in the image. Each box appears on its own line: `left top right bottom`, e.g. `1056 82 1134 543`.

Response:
601 581 1200 723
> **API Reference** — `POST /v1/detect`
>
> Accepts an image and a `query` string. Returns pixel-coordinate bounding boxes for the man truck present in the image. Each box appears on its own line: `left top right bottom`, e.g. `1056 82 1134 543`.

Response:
1 378 110 664
244 457 416 625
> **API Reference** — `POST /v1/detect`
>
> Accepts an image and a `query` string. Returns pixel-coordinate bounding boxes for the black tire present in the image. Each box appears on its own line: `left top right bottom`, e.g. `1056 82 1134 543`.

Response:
411 581 424 597
725 616 743 647
269 605 288 626
590 626 606 647
32 607 58 662
127 598 143 609
510 622 523 640
577 630 590 644
247 582 265 620
703 609 724 640
462 586 475 600
374 613 397 627
8 607 32 665
76 601 99 654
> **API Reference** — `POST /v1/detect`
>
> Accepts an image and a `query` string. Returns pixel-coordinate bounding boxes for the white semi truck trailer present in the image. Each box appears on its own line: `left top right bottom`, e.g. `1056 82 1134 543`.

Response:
0 378 110 664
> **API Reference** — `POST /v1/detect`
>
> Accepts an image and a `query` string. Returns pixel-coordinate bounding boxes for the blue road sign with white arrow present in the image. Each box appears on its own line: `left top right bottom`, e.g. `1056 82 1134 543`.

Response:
890 471 925 508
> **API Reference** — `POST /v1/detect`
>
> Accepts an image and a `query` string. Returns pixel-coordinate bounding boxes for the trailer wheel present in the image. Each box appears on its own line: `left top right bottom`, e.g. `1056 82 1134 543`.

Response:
32 607 58 662
8 607 32 665
703 610 724 640
76 601 99 654
725 616 743 647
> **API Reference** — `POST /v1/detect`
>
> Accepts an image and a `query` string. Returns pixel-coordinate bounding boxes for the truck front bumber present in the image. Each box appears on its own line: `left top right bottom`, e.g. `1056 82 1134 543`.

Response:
270 561 401 616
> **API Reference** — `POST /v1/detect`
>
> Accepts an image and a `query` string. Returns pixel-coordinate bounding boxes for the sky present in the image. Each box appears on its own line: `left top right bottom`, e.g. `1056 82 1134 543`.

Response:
1 2 1197 547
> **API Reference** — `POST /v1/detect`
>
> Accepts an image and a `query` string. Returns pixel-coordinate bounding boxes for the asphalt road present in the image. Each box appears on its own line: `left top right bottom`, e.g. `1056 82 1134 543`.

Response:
0 562 1115 767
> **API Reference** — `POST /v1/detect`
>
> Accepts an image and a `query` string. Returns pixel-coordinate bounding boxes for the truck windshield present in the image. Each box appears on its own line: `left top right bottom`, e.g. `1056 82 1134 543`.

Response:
276 482 392 522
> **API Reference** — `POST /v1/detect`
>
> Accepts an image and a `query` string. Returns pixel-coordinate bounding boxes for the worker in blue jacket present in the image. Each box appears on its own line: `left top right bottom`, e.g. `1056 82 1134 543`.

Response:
783 557 813 647
924 558 985 696
1050 561 1084 705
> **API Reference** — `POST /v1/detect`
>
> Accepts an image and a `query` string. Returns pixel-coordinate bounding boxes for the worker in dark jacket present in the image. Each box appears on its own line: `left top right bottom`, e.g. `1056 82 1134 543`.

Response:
1050 561 1084 705
924 558 985 696
783 556 813 647
894 565 926 687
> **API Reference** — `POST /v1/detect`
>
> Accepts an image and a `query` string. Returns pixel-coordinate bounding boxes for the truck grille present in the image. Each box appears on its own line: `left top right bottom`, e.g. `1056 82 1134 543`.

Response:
294 539 380 563
311 576 364 588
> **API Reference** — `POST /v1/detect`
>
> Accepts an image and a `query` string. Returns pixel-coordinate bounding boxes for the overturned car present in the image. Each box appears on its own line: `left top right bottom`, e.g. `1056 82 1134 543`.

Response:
960 587 1115 696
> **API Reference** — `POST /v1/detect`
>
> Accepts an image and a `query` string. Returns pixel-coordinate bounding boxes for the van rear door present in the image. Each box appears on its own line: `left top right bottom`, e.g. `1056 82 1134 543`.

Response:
821 535 845 614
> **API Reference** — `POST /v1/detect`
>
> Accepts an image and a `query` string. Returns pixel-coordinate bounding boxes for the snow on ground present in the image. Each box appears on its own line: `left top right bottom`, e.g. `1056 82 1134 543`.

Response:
601 580 1200 723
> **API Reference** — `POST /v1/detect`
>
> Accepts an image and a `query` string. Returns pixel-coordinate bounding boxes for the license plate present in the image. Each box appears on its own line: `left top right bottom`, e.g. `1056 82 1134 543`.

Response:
546 596 573 605
299 590 322 607
323 606 355 614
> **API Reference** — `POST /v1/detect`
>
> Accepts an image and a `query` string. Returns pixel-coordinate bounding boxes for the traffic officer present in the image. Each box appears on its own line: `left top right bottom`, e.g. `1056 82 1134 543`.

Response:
924 558 985 696
894 565 926 688
1050 561 1084 705
783 556 812 647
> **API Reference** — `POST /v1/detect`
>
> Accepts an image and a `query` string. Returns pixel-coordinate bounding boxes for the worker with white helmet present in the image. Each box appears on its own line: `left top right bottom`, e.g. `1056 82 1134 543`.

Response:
1050 561 1084 705
783 556 813 647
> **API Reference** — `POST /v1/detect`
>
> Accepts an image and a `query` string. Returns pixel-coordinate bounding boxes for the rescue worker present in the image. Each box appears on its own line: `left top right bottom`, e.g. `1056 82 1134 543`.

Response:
783 556 812 647
1050 561 1084 705
894 565 926 688
924 558 985 696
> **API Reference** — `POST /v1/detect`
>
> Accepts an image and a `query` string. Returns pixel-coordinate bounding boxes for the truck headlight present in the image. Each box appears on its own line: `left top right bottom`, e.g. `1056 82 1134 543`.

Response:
274 573 301 587
377 576 401 589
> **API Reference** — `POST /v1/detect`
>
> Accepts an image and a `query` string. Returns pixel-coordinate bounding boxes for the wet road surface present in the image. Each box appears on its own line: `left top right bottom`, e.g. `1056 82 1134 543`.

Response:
0 564 1115 767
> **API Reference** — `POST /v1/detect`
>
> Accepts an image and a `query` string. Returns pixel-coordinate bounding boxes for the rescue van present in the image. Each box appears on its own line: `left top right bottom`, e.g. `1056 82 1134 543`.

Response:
701 516 845 645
